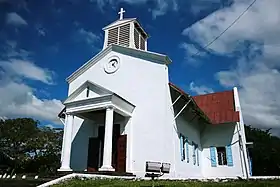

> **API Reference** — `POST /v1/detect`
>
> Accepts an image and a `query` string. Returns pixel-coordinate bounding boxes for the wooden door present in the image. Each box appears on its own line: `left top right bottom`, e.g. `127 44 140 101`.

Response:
112 124 120 169
116 135 127 172
87 138 100 171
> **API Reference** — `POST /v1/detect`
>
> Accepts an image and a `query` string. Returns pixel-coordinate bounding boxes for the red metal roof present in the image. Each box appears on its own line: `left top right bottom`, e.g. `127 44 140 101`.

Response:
193 90 240 125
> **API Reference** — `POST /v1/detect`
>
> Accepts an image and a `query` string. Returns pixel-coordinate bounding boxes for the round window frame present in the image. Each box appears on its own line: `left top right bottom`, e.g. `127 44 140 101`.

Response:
104 56 121 74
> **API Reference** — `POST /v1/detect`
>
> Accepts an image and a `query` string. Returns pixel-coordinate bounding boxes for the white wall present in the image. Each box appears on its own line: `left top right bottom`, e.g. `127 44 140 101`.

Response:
201 123 245 178
68 51 173 177
70 116 96 171
172 113 203 178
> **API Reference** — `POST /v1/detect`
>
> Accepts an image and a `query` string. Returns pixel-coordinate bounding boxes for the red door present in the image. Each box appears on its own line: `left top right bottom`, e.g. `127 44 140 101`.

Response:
116 135 127 173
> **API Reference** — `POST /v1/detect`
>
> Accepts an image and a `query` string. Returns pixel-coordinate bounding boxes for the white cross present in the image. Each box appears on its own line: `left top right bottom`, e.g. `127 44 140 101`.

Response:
118 8 125 20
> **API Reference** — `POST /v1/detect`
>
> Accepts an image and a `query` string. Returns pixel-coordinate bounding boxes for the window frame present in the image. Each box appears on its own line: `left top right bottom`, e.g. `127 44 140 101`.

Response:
216 146 228 166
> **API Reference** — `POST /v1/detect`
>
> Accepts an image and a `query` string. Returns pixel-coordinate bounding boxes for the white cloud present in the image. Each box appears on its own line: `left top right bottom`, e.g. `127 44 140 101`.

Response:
0 41 64 124
6 12 27 26
179 43 207 66
0 81 63 124
78 28 101 45
90 0 178 19
183 0 280 134
35 24 46 36
182 0 280 55
77 28 102 50
188 0 226 15
189 82 214 95
0 59 54 85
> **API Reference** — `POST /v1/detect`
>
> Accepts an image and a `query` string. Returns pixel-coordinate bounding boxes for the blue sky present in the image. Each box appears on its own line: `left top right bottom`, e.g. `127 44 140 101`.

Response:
0 0 279 135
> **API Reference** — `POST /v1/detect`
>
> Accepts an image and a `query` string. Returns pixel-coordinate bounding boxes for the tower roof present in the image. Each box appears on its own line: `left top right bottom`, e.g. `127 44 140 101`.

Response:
102 8 149 51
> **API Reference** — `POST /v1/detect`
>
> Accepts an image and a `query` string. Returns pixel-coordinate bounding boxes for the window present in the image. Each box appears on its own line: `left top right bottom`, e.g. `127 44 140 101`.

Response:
192 142 199 166
179 134 185 161
217 147 227 165
86 86 90 98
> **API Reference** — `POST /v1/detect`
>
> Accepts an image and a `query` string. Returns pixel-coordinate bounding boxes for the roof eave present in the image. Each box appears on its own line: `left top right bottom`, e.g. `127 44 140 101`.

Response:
169 83 211 124
66 45 113 83
102 18 137 30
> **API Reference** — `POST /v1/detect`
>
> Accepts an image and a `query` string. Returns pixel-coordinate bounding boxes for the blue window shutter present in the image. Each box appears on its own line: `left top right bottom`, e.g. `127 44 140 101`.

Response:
249 157 252 176
180 134 184 161
226 145 233 166
185 137 189 163
193 142 196 165
197 145 199 166
210 147 217 167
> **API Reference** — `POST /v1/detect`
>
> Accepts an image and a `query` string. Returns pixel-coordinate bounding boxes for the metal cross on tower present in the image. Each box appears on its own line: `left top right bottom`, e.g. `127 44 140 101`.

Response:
118 8 125 20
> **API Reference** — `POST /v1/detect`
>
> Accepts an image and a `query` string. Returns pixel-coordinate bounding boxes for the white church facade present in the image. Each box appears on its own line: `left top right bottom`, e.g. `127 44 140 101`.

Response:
58 8 252 179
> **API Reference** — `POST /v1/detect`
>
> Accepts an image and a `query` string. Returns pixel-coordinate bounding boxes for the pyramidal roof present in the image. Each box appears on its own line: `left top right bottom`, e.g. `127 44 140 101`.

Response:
102 18 136 30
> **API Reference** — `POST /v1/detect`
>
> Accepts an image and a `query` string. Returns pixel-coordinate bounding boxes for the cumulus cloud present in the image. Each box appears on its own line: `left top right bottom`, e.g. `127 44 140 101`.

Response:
0 41 64 124
75 28 102 51
6 12 27 26
189 82 214 95
78 28 101 46
182 0 280 134
90 0 178 19
0 59 54 85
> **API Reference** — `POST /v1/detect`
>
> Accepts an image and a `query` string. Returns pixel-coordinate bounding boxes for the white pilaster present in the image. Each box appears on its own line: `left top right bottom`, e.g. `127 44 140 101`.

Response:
58 114 74 171
129 22 135 49
99 107 115 171
233 87 250 178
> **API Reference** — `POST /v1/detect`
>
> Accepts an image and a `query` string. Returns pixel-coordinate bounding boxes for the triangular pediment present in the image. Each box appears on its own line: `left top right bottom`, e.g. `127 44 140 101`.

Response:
63 80 113 104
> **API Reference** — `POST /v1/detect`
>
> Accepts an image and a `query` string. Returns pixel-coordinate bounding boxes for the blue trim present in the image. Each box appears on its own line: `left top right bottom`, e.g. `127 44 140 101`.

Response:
185 137 189 163
226 145 233 167
197 145 199 166
249 156 252 176
193 142 196 165
210 147 217 167
179 134 185 161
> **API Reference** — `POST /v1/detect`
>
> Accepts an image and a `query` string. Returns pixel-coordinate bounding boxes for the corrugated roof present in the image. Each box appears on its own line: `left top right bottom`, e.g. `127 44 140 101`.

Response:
193 90 240 124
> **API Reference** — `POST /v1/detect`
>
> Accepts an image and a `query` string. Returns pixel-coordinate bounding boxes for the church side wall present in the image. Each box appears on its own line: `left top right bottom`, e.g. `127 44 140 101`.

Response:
68 51 174 176
171 114 203 178
201 123 245 178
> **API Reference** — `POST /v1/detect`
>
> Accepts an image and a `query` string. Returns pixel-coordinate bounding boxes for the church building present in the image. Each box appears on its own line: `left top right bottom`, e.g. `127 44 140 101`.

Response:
58 8 252 179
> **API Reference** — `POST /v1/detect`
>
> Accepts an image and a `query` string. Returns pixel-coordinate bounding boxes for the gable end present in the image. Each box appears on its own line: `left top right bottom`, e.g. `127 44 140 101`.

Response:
66 44 172 83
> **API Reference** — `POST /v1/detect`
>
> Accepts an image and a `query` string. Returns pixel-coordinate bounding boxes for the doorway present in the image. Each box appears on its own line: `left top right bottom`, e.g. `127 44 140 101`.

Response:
87 124 127 172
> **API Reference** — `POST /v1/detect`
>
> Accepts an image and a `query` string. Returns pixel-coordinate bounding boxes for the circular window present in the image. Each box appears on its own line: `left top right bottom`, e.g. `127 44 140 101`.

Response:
104 57 120 74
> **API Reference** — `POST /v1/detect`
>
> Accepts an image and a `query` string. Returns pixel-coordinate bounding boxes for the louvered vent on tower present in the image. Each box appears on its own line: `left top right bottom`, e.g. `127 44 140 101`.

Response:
140 36 145 50
119 24 130 47
107 27 119 46
134 28 140 49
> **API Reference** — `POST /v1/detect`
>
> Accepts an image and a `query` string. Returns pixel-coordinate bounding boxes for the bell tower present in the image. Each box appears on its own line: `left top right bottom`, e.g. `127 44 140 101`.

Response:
102 8 149 51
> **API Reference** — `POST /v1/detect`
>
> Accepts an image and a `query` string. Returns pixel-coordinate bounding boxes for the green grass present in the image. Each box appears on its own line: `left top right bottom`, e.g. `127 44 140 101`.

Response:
53 178 280 187
0 178 51 187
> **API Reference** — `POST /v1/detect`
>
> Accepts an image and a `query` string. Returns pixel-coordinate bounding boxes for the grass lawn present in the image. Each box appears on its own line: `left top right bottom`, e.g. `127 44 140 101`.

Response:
0 178 51 187
53 178 280 187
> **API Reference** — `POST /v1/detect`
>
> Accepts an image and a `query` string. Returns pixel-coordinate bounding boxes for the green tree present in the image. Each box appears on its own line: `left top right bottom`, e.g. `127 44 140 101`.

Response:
245 125 280 176
0 118 63 175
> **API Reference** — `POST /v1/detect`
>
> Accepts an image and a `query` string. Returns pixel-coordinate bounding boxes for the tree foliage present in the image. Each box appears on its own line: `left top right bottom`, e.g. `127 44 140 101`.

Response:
245 125 280 176
0 118 63 175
